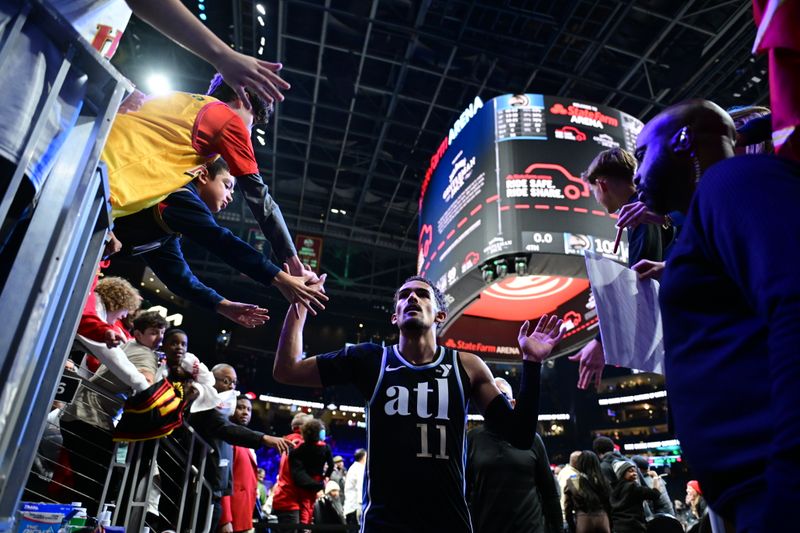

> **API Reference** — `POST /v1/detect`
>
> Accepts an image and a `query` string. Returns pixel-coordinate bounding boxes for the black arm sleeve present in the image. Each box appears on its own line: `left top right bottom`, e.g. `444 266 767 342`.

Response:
483 361 541 449
533 434 563 533
236 173 297 262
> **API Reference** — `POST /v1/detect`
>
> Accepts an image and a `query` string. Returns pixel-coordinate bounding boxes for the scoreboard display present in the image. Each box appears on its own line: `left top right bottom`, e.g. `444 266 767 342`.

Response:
418 94 643 359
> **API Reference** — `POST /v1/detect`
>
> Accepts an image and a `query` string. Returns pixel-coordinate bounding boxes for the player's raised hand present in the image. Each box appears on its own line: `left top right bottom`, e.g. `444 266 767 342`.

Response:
274 264 329 316
518 314 565 363
216 299 270 328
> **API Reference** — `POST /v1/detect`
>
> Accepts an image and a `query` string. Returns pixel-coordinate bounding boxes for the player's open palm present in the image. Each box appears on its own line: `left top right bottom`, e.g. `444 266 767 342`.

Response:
518 315 564 362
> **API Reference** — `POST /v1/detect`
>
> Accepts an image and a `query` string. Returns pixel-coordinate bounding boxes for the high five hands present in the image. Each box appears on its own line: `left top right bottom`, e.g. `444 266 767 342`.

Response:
518 314 565 363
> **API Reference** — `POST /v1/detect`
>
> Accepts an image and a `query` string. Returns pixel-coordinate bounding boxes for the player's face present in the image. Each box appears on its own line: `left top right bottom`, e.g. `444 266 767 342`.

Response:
232 399 252 425
198 171 236 213
633 118 693 215
135 327 165 350
391 280 443 331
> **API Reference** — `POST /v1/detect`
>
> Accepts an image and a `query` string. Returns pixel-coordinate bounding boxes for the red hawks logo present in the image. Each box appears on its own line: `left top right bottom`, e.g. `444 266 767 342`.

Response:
419 224 433 258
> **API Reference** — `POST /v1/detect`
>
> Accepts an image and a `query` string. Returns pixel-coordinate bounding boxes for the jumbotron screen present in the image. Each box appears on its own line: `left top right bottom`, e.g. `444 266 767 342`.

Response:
418 94 643 359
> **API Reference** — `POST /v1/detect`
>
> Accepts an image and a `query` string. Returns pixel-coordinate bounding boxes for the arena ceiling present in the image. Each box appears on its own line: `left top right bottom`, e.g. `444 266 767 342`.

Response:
115 0 766 305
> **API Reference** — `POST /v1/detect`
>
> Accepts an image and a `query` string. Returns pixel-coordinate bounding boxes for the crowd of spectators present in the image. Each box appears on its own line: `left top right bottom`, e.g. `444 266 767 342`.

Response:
8 2 800 533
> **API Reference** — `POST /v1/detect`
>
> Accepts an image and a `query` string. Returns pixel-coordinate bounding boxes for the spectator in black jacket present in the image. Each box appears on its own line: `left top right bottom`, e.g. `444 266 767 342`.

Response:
593 436 625 487
314 481 346 526
188 363 291 530
631 455 673 516
289 418 335 525
610 460 661 533
466 377 562 533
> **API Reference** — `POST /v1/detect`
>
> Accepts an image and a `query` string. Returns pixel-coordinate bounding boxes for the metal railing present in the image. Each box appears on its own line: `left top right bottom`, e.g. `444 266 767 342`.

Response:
21 368 216 533
0 1 131 528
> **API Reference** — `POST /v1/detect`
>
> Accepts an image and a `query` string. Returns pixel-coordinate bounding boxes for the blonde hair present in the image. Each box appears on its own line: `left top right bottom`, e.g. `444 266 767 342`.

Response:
95 276 141 313
582 148 637 185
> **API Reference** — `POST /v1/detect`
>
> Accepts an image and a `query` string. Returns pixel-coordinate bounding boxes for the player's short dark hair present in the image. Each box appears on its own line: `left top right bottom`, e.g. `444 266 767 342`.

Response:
301 418 323 443
354 448 367 461
394 276 448 314
133 311 168 333
206 73 273 124
581 148 636 185
592 435 615 455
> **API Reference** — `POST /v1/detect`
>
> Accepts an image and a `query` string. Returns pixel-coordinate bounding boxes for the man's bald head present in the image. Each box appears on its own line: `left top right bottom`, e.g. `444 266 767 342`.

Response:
635 99 736 214
569 450 582 469
212 363 237 393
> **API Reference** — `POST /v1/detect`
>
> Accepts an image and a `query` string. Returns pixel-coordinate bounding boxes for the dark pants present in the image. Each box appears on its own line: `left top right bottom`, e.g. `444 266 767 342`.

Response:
346 511 359 533
59 419 114 515
270 510 299 531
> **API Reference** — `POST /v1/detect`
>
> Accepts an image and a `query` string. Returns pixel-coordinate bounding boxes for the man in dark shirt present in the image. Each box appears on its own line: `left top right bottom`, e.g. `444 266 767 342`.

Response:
112 157 327 327
569 148 671 389
466 377 562 533
274 275 566 532
634 98 800 531
189 363 291 531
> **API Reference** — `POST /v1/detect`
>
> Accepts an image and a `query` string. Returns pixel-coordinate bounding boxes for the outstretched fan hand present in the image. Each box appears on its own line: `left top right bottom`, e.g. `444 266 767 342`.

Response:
518 314 565 362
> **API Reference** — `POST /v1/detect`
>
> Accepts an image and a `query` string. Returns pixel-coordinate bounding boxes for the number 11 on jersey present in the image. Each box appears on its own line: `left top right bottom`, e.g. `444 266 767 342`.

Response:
416 423 449 459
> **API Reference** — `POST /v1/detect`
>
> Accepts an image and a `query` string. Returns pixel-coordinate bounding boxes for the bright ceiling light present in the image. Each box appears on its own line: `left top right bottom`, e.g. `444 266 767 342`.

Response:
256 4 266 15
257 15 265 26
146 73 172 95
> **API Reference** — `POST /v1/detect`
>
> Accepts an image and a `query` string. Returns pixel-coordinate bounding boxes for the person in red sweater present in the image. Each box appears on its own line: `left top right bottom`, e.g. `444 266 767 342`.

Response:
73 274 149 392
271 413 312 526
219 396 260 533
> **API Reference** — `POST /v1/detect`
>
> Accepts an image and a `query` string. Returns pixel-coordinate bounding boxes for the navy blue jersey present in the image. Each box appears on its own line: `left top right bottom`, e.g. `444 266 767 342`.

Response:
317 343 473 533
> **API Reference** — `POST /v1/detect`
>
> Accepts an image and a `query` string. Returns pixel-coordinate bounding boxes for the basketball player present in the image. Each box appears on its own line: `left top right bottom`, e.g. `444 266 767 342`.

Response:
274 272 565 532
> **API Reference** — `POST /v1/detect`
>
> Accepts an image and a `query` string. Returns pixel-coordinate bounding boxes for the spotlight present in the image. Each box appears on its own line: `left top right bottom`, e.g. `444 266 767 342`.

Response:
256 3 266 15
216 331 231 347
514 256 528 275
481 264 494 284
146 73 171 95
493 259 508 277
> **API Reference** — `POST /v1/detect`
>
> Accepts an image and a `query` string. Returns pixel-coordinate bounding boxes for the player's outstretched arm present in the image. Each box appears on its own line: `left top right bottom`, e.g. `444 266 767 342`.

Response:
274 270 326 387
125 0 290 105
466 314 563 449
